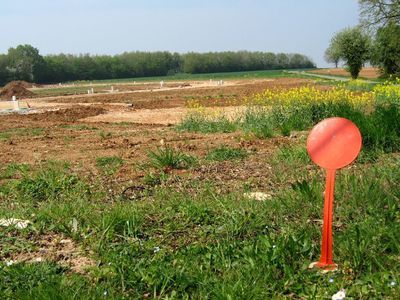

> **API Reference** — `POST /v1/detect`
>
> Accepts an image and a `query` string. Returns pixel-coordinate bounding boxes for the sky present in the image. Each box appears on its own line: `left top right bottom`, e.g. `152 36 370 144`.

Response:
0 0 360 67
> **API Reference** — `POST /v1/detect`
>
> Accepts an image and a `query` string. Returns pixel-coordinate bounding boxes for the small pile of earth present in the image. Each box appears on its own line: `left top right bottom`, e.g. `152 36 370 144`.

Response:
10 80 37 88
0 81 36 100
27 106 107 123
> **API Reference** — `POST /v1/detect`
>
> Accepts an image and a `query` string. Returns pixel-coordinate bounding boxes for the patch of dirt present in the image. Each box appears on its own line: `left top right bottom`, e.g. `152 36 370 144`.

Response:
27 106 107 123
0 105 106 125
4 233 96 274
310 67 381 79
0 81 36 100
81 106 246 125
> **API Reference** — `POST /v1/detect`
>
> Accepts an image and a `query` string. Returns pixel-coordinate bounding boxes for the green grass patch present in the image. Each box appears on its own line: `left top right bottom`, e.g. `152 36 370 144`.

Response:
96 156 124 175
0 163 30 180
59 124 98 131
147 146 196 170
206 145 248 161
176 114 238 133
70 69 310 85
179 99 400 156
0 128 44 141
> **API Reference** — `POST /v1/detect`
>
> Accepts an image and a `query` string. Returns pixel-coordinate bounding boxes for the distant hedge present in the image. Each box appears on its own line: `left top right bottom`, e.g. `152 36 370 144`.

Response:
0 45 315 85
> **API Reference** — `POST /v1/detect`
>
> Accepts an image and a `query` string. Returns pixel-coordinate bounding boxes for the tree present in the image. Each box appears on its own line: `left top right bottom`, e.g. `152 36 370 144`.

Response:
359 1 400 77
6 44 45 82
332 27 371 79
359 0 400 28
371 22 400 76
0 54 10 86
324 36 341 68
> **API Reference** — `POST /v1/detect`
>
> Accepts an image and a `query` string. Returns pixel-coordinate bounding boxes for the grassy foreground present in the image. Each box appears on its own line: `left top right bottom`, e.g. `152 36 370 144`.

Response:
0 146 399 299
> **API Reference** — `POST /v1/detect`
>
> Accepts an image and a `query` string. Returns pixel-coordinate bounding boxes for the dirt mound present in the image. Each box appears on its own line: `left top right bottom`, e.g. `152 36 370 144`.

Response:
28 106 107 123
11 80 37 88
0 81 36 100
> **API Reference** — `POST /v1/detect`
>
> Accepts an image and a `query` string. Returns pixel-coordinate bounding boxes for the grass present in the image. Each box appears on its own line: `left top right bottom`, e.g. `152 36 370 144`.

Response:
69 69 310 85
206 145 248 161
0 152 398 298
178 100 400 156
0 128 44 140
96 156 124 175
176 114 238 134
147 146 196 170
59 124 98 131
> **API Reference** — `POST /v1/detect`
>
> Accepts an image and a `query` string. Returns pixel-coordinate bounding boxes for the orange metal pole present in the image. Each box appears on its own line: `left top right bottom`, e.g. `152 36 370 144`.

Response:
316 169 337 269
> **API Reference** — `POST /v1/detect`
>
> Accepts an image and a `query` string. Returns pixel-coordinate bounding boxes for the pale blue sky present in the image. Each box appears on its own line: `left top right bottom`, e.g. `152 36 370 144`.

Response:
0 0 360 67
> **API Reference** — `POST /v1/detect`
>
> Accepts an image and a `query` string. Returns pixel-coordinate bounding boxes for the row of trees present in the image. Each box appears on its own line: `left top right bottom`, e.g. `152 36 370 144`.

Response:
324 0 400 78
0 47 315 86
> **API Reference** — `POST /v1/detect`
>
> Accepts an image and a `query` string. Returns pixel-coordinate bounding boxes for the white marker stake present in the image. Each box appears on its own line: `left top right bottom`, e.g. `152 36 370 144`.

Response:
88 90 90 94
91 88 94 94
160 80 164 88
12 97 20 110
111 86 114 92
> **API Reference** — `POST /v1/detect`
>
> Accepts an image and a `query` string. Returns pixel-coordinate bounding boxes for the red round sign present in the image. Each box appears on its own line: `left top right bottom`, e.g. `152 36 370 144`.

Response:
307 117 362 170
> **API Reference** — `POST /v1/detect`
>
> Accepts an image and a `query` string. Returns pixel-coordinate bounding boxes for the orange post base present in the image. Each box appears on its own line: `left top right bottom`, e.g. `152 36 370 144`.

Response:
309 261 338 271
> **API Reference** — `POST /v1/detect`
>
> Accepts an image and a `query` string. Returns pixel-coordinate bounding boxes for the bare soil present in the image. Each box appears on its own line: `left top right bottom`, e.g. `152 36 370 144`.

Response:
3 232 96 274
0 77 314 193
0 81 36 100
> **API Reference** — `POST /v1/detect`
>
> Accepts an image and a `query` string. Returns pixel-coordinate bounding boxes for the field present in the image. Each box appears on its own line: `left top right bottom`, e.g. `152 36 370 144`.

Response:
0 71 399 299
309 67 381 79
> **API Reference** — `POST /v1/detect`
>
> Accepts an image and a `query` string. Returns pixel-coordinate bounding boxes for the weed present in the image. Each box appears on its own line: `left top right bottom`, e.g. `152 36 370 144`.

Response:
177 113 238 133
15 162 84 203
0 163 30 179
143 171 169 186
242 107 274 138
147 146 196 170
98 130 112 139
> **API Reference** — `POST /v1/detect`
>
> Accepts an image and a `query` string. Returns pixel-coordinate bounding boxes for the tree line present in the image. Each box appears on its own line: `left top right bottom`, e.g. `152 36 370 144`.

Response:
0 48 315 86
324 0 400 78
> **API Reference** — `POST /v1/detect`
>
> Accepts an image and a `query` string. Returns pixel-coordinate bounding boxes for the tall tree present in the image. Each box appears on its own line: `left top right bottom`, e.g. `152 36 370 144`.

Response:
324 36 341 68
359 1 400 77
371 22 400 76
0 54 10 86
6 44 45 82
332 27 372 79
359 0 400 28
